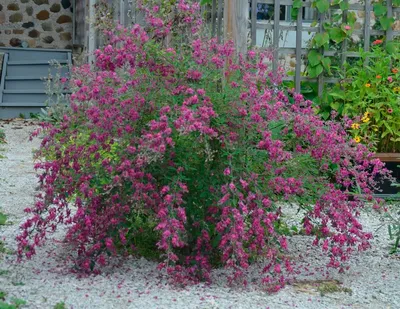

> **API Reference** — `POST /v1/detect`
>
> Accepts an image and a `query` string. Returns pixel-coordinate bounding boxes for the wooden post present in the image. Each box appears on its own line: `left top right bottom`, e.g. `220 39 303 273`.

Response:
88 0 97 65
217 0 223 43
224 0 249 55
119 0 125 26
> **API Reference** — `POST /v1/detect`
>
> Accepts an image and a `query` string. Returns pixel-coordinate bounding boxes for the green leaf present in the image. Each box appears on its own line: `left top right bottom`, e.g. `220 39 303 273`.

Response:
348 12 356 24
321 57 332 74
327 28 347 43
329 91 345 99
331 102 341 110
308 64 324 77
383 121 394 134
394 0 400 6
314 32 330 47
211 233 221 248
200 0 212 5
340 1 349 10
0 213 7 225
291 7 299 19
386 41 398 54
380 17 395 30
316 0 330 13
332 13 342 22
321 111 330 120
293 0 302 9
308 50 323 67
373 3 387 16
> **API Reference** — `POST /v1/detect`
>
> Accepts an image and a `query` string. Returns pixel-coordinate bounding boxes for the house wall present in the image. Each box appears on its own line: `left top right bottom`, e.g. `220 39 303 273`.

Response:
0 0 73 49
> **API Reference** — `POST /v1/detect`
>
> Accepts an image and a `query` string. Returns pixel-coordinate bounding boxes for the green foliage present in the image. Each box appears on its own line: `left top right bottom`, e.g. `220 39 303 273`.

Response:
0 294 27 309
315 0 330 13
313 33 329 48
53 302 67 309
373 3 387 16
40 61 71 124
296 0 396 80
328 43 400 152
0 130 5 144
0 212 7 226
380 17 395 31
326 27 347 44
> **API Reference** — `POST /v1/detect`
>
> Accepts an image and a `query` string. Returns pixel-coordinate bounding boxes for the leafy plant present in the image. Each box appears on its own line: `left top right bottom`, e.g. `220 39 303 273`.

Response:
0 212 7 226
0 293 27 309
17 0 391 291
38 61 72 124
53 302 67 309
328 40 400 152
0 129 5 144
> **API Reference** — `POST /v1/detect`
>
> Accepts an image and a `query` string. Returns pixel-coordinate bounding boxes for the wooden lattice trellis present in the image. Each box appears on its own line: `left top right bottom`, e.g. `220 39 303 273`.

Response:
208 0 400 93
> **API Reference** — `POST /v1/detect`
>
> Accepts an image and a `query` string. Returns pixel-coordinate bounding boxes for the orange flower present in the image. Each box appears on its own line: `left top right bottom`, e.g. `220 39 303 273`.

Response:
376 75 382 79
392 68 399 74
373 39 383 45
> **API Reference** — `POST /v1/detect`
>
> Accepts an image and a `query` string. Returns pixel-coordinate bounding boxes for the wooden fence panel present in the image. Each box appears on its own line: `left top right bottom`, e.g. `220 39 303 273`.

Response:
207 0 400 94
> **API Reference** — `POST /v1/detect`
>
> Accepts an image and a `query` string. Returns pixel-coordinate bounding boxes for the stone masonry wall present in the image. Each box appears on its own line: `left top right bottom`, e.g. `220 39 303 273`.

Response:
0 0 73 49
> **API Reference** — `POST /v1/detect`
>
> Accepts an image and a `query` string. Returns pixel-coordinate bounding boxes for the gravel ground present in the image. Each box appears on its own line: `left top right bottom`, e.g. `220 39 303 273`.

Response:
0 120 399 309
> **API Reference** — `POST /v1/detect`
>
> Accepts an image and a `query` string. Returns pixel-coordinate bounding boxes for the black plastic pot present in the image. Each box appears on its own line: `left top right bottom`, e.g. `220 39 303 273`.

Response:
373 153 400 197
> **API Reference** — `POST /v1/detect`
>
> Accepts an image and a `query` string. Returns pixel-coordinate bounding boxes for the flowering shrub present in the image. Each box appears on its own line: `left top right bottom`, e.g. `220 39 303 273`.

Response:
328 40 400 152
17 4 391 290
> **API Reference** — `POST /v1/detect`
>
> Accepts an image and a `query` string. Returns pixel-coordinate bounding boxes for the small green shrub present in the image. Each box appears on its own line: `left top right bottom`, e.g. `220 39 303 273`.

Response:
0 292 27 309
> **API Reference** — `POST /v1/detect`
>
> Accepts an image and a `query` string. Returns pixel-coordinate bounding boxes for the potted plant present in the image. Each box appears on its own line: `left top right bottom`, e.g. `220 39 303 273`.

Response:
327 39 400 195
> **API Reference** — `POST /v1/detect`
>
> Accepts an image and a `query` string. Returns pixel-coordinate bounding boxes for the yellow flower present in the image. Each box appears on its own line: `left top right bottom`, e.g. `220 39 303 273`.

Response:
364 112 370 117
365 83 371 87
351 123 360 129
394 87 400 92
362 117 370 123
354 136 361 143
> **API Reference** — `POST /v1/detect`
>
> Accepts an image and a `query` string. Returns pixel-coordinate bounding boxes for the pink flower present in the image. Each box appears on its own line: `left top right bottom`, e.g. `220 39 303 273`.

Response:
387 76 393 82
223 168 231 176
344 25 351 30
388 108 393 113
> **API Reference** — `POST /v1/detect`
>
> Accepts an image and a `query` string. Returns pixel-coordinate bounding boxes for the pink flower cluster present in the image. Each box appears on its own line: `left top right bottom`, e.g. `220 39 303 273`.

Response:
137 0 202 41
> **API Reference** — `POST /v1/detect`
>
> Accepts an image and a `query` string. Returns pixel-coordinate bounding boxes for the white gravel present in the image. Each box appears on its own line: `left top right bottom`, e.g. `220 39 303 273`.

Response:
0 119 399 309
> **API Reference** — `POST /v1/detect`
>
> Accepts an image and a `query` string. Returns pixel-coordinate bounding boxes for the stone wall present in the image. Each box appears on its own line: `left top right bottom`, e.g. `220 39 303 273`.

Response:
0 0 73 49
